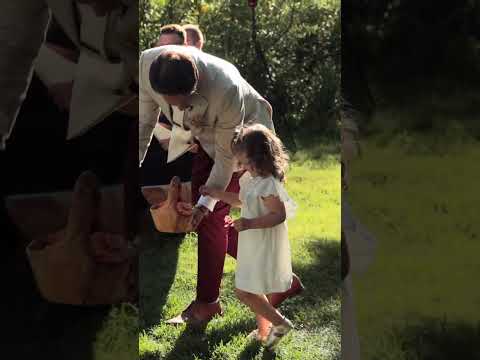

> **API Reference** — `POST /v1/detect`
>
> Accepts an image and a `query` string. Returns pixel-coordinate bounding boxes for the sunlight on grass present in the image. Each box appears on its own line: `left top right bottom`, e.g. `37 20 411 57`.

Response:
139 153 341 359
348 136 480 359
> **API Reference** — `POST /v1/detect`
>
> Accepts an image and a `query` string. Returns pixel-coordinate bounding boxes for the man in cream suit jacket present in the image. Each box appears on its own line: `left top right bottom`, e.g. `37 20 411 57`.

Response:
0 0 138 150
139 45 304 324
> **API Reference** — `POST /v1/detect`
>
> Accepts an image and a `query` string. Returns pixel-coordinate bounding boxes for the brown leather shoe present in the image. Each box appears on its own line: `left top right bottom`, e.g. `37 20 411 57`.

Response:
165 300 223 326
270 273 305 308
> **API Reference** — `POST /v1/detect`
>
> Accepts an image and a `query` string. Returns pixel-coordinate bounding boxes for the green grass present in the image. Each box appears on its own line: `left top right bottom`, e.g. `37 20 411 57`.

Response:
93 304 139 360
347 134 480 359
138 151 341 360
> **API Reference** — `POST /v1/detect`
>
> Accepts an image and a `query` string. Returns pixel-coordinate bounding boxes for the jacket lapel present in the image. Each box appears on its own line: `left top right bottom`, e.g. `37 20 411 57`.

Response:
157 96 173 125
186 93 208 129
47 0 80 46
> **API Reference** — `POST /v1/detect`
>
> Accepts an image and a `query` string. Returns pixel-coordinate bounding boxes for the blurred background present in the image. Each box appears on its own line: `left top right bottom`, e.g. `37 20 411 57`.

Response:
343 1 480 359
140 0 341 150
344 0 480 136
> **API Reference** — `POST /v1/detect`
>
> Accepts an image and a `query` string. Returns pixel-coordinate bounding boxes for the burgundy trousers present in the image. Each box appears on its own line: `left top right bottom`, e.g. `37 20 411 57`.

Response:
191 145 240 303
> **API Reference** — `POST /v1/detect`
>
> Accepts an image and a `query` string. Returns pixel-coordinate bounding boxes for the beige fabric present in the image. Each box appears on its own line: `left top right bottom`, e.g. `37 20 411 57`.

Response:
0 0 137 147
139 45 274 207
0 0 49 145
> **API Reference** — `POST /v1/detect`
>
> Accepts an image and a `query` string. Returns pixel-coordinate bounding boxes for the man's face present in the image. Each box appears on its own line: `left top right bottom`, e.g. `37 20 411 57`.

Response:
156 34 184 47
185 33 203 50
186 37 198 49
162 94 191 111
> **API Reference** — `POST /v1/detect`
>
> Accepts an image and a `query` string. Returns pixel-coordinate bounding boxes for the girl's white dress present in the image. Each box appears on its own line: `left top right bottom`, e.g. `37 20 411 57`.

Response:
235 173 297 294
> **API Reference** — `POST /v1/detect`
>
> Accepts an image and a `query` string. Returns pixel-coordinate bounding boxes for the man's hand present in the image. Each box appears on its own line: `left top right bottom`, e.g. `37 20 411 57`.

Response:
190 205 209 229
233 217 251 232
176 202 193 217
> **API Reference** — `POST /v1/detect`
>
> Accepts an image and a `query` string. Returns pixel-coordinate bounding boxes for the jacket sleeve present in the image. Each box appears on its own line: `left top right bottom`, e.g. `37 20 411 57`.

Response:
197 85 244 211
0 0 50 149
138 51 160 166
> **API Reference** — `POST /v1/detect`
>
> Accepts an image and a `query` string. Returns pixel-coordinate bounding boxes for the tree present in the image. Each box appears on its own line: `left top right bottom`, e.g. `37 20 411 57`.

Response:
140 0 341 147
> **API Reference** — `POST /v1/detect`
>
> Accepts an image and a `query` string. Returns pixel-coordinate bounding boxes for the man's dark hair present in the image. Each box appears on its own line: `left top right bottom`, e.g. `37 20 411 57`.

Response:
158 24 187 45
149 51 198 95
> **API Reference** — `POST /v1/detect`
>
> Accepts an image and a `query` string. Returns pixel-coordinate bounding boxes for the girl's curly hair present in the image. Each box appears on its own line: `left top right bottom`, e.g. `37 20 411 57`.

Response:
231 123 289 182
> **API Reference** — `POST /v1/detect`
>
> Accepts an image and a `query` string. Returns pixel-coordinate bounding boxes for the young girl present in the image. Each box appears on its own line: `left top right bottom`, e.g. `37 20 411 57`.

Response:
200 123 297 350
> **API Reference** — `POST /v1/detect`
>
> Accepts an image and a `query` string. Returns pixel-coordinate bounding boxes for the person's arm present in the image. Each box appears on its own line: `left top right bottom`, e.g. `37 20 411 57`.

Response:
191 85 244 228
234 195 286 231
138 51 160 166
196 85 244 211
199 185 241 208
0 0 50 150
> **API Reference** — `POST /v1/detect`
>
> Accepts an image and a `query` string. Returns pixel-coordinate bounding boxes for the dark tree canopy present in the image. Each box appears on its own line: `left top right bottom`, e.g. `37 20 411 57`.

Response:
140 0 341 148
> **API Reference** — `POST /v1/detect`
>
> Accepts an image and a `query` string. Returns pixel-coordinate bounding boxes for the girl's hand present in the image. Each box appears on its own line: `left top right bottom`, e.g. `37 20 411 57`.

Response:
233 217 251 232
199 185 219 198
224 215 234 228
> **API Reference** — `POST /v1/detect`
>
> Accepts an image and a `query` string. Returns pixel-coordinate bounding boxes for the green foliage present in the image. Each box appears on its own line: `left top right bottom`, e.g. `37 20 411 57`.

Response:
140 0 341 147
344 0 480 107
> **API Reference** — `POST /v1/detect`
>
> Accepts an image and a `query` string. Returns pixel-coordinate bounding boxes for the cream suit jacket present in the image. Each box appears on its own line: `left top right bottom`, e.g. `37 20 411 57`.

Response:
139 45 274 210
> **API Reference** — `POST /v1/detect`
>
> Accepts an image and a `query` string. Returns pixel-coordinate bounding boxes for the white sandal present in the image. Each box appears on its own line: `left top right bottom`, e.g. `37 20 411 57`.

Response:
264 318 294 350
247 329 261 340
247 329 266 344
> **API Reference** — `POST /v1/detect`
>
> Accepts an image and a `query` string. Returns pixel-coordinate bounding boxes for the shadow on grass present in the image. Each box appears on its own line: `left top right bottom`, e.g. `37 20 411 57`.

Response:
19 303 111 360
162 320 252 360
237 340 279 360
286 237 341 323
160 237 340 360
237 340 263 360
139 214 183 330
371 317 480 360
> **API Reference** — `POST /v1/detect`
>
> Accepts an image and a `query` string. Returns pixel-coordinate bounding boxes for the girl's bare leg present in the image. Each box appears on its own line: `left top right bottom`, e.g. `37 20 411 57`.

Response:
236 289 285 330
256 294 276 340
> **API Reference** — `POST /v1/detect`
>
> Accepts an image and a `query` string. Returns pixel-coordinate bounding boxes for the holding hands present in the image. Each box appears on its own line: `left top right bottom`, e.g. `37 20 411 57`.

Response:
224 215 250 232
233 217 251 232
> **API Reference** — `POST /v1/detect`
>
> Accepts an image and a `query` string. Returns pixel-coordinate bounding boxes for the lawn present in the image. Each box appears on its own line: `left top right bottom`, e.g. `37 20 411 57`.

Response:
136 145 341 360
347 135 480 359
